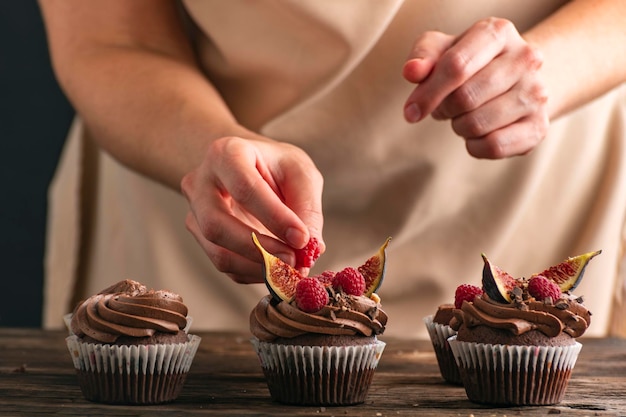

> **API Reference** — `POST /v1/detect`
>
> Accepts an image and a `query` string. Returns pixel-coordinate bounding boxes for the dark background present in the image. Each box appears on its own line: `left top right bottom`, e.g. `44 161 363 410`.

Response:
1 2 74 326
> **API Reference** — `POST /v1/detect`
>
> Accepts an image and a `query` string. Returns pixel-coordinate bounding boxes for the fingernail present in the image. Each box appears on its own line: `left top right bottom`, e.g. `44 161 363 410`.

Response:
276 252 295 266
404 103 421 123
286 227 307 248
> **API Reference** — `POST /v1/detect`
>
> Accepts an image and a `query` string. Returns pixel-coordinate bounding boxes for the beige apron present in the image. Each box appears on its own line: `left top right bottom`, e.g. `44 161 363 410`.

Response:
44 0 626 339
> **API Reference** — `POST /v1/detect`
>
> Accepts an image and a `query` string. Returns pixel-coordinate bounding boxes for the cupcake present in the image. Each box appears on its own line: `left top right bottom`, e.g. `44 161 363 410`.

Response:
423 283 482 385
65 279 201 404
447 251 599 406
250 234 389 406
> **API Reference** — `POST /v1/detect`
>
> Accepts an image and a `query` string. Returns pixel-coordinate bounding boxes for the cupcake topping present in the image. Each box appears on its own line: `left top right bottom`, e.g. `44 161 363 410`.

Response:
332 267 366 296
527 275 561 302
454 284 483 309
449 253 598 338
70 279 189 343
250 293 387 342
451 292 591 338
295 277 329 313
250 233 390 342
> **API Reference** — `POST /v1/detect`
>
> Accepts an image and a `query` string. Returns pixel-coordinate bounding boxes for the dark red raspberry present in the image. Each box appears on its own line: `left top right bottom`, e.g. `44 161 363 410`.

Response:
528 275 561 302
295 237 321 269
454 284 483 309
312 270 335 287
332 267 365 296
295 277 329 313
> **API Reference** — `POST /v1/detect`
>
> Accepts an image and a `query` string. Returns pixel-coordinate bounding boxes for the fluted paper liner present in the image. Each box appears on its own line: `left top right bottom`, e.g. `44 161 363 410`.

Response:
251 338 385 405
66 334 201 404
448 335 582 405
423 315 461 384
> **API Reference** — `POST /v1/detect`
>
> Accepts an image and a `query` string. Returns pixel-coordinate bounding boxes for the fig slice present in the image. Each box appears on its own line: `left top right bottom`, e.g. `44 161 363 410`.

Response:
252 233 392 302
252 232 303 303
359 237 391 297
530 250 602 292
481 253 519 303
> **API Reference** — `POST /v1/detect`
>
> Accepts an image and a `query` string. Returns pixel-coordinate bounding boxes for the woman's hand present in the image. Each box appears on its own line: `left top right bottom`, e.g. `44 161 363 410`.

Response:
403 17 549 159
181 135 325 284
39 0 326 284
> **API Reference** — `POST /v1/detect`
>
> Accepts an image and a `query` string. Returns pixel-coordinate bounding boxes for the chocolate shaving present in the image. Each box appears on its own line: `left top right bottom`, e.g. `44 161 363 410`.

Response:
510 286 528 310
366 306 378 320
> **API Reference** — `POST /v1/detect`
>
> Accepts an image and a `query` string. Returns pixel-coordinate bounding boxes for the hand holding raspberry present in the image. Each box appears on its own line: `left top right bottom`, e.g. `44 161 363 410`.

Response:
295 237 322 269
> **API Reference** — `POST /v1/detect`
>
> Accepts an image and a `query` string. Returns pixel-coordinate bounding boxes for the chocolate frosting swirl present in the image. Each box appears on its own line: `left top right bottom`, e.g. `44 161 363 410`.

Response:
450 293 591 338
70 280 189 343
250 294 388 342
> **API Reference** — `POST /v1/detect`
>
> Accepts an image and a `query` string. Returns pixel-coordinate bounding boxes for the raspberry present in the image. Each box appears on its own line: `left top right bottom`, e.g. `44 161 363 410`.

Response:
454 284 483 309
295 277 329 313
332 267 366 296
528 275 561 302
295 237 321 269
312 270 335 287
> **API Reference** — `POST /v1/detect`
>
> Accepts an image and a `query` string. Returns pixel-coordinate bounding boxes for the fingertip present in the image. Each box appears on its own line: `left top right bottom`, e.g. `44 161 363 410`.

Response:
312 234 326 257
297 266 311 277
276 251 296 267
404 102 422 123
402 58 425 83
318 238 326 254
403 56 436 84
285 226 308 249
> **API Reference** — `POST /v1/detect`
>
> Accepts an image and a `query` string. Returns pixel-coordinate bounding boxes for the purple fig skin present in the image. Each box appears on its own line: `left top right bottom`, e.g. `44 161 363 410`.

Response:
253 232 391 302
481 253 517 303
480 250 602 306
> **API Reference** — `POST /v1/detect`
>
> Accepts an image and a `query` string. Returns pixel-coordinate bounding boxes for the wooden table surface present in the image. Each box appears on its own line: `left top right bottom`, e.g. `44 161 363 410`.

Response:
0 328 624 416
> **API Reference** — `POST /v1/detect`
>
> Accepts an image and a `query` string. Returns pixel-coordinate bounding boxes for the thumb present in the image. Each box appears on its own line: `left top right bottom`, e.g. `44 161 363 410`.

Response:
280 162 325 253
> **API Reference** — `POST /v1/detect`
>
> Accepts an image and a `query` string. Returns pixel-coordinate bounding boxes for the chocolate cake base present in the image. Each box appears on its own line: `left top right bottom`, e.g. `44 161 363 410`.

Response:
424 313 462 385
273 334 377 347
80 330 189 346
432 341 462 385
66 334 201 405
76 370 188 405
458 366 573 406
252 338 386 406
456 326 577 347
263 365 376 405
448 337 582 406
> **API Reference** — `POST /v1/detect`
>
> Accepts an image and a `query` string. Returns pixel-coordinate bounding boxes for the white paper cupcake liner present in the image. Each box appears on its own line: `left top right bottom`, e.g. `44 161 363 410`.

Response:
448 335 582 405
66 334 201 404
251 338 385 405
423 315 461 384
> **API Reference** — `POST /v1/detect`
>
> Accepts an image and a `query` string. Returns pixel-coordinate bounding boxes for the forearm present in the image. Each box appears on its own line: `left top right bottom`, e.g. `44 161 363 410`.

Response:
523 0 626 120
57 47 246 189
39 0 255 190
